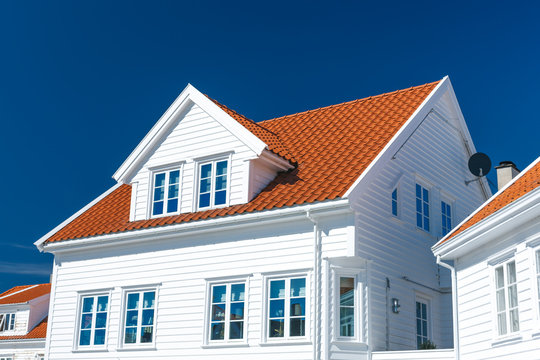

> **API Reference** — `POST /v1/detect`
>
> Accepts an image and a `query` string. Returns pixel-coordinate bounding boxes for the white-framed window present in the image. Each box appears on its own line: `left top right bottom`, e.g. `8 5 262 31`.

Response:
441 200 452 236
338 276 356 338
77 294 110 347
198 159 229 209
415 298 430 348
151 169 181 216
391 188 398 217
494 259 519 336
207 282 246 342
266 276 307 340
0 313 15 332
416 184 430 232
122 288 157 346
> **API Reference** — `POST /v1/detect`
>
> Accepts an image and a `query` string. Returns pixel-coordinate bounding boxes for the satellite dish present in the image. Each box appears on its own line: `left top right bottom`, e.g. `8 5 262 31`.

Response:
468 152 491 177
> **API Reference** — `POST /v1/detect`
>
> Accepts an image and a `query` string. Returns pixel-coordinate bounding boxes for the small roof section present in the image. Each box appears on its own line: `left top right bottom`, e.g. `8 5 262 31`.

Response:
0 317 47 340
436 156 540 247
41 79 443 244
0 284 51 305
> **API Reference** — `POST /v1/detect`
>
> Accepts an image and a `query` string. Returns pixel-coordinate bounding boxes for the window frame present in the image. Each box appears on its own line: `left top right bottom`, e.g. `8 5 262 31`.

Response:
0 313 15 333
391 187 399 217
149 164 183 218
261 272 310 343
414 295 432 349
491 257 520 338
415 183 431 232
203 276 249 346
196 155 232 210
119 285 159 349
440 199 453 237
333 271 361 342
74 290 112 350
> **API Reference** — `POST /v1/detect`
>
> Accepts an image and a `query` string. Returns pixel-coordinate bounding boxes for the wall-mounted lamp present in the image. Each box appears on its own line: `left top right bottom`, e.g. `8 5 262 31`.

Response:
391 298 400 313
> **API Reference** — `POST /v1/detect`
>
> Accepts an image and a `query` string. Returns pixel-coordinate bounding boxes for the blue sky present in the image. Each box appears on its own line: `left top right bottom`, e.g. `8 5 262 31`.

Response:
0 1 538 290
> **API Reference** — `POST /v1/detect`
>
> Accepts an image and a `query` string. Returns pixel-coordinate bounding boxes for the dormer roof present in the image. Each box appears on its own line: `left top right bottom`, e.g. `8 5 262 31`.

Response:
39 79 443 245
0 317 47 340
0 284 50 305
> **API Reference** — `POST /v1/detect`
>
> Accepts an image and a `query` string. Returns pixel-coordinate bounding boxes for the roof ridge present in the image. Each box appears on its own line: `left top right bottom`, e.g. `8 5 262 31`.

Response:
261 80 441 124
0 284 38 300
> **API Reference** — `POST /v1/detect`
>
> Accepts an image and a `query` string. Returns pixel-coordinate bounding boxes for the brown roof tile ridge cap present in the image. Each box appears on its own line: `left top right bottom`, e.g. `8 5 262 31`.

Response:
261 80 441 124
438 156 540 245
0 283 50 300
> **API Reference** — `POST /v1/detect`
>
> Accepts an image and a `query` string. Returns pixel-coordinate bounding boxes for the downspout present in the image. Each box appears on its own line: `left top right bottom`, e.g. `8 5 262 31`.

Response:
307 210 321 360
436 255 460 360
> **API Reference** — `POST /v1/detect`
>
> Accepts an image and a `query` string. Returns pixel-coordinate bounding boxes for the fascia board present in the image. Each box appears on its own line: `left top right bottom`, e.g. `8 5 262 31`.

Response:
34 183 122 251
113 84 267 183
42 199 352 254
433 187 540 259
342 76 448 198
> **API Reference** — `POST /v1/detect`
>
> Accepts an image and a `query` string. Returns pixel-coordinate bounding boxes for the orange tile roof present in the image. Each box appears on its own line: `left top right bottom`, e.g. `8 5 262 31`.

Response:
0 317 47 340
44 81 440 244
0 284 50 305
440 158 540 244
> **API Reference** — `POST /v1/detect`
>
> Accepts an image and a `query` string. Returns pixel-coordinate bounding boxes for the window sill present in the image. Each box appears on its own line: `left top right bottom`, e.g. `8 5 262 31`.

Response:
116 345 157 351
72 348 108 353
259 340 312 346
201 342 249 349
491 334 522 347
532 331 540 339
331 340 368 349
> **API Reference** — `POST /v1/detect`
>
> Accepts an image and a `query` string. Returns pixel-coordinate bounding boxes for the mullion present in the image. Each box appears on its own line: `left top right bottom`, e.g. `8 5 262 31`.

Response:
224 284 230 340
285 280 290 338
137 293 143 344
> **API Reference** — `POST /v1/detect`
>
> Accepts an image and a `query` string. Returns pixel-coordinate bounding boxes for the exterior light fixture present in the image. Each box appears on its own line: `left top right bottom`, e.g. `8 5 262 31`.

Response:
391 298 400 313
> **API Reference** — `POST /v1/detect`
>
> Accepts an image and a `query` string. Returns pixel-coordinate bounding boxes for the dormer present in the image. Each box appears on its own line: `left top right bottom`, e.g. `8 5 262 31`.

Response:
113 84 295 221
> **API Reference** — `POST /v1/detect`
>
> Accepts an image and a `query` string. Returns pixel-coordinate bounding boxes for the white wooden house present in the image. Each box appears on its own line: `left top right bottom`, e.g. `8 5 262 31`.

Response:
36 76 488 359
0 284 50 360
433 156 540 360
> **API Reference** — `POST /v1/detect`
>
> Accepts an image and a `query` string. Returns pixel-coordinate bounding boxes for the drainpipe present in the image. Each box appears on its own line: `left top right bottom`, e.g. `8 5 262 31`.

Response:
307 210 320 360
436 255 460 360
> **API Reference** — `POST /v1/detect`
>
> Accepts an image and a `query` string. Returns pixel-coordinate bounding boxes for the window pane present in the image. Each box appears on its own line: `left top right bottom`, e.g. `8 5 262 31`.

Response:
422 303 427 319
510 309 520 332
508 285 518 308
340 277 354 306
168 184 179 199
216 161 228 176
127 293 139 310
167 198 178 213
140 326 153 343
201 164 212 179
229 321 243 339
416 184 421 198
495 266 504 288
269 319 284 338
340 307 354 337
95 312 107 328
215 176 227 191
392 200 398 216
212 285 227 303
142 309 154 326
81 314 92 329
497 313 507 336
416 213 422 227
214 190 227 205
230 302 244 320
496 289 506 311
153 201 163 215
143 292 155 308
155 173 165 187
416 198 422 212
199 193 210 208
536 250 540 273
291 278 306 297
154 186 164 201
169 170 180 184
200 178 211 193
94 329 106 345
231 284 245 301
212 304 225 321
82 297 94 313
79 329 91 346
270 280 285 298
507 261 516 284
269 299 284 317
126 310 138 327
392 189 397 201
416 302 421 318
97 296 108 312
125 327 137 343
211 322 224 340
423 188 429 202
290 317 305 336
290 298 305 316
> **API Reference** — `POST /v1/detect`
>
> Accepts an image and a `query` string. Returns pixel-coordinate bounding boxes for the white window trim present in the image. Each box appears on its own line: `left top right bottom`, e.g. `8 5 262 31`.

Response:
73 289 113 351
0 313 15 334
148 163 184 218
414 294 432 349
332 269 363 343
118 285 159 350
261 271 311 344
194 153 232 211
203 275 250 347
415 181 431 233
440 198 454 237
490 257 520 339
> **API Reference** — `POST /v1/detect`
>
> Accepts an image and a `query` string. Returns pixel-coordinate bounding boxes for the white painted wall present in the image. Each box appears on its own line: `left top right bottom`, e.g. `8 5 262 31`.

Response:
0 341 45 360
454 218 540 359
348 90 487 352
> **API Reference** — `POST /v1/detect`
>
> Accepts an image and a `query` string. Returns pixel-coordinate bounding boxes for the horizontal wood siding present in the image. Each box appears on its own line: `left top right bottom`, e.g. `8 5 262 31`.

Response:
130 103 258 221
48 216 352 359
349 90 486 352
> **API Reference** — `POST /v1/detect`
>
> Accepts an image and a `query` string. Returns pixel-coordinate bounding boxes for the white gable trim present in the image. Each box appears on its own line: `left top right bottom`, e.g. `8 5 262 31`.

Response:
113 84 268 183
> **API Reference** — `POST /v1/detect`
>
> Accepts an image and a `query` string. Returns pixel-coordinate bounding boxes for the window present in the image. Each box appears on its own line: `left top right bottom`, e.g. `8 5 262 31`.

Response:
152 169 180 216
416 184 430 232
268 277 306 339
198 159 228 209
209 282 245 342
495 260 519 336
391 188 398 216
0 356 13 360
0 313 15 332
123 290 156 345
441 201 452 236
339 277 355 337
415 300 429 348
78 295 109 347
536 250 540 315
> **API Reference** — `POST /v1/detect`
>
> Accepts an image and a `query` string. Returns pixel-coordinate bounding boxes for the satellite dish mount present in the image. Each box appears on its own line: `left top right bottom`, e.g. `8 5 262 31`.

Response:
465 152 491 185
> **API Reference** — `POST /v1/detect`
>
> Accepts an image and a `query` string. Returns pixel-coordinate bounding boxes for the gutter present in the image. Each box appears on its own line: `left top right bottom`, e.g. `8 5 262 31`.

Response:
436 256 459 360
306 210 320 360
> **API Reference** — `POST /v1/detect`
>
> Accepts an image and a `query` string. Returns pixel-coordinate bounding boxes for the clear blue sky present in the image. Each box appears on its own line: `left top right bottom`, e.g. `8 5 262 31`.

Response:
0 1 538 290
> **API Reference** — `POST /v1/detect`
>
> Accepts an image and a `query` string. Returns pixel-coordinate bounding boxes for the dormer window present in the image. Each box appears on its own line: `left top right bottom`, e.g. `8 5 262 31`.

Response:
0 313 15 332
198 159 229 209
152 169 181 216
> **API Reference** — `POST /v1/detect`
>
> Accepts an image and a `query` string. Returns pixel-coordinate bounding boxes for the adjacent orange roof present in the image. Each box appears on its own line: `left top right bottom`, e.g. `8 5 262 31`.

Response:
0 317 47 340
0 284 50 305
440 158 540 244
44 80 440 244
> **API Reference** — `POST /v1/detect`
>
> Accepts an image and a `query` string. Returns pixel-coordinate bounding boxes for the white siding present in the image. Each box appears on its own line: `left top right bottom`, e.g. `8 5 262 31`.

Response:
348 90 487 351
47 215 353 359
130 103 259 221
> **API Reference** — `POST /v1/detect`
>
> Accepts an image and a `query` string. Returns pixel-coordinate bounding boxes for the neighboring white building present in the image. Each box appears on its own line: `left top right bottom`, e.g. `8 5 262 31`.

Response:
36 76 489 360
433 157 540 360
0 284 50 360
